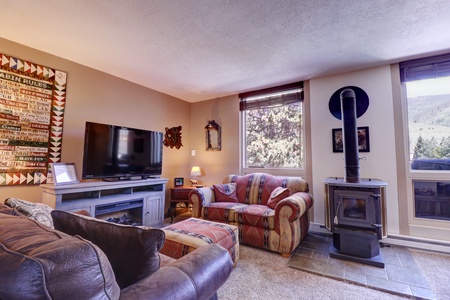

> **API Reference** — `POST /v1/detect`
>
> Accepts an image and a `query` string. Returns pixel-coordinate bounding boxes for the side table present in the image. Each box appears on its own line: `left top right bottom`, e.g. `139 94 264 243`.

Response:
168 186 197 223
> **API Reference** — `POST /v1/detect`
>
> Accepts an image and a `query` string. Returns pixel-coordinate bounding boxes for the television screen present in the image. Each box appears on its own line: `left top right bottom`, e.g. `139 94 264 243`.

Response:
82 122 163 180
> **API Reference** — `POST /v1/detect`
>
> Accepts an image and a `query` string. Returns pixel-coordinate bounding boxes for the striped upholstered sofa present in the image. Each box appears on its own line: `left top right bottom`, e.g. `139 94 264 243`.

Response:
189 173 314 257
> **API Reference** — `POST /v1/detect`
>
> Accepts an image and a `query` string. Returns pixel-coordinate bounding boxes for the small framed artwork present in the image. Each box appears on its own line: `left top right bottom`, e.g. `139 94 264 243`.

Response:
332 126 370 153
174 177 184 187
51 163 79 185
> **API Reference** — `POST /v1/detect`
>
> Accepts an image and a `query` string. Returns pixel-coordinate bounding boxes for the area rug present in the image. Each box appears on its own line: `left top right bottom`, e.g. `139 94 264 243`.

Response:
288 232 435 299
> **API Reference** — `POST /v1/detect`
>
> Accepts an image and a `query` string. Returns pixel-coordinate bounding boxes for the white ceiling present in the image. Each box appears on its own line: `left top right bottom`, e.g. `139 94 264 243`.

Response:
2 0 450 102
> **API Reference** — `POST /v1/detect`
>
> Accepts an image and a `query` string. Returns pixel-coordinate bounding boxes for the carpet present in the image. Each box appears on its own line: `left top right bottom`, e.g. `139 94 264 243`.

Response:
288 232 435 299
218 244 412 300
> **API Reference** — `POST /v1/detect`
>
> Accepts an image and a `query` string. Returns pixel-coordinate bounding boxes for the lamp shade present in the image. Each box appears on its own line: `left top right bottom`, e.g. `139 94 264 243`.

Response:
190 166 201 177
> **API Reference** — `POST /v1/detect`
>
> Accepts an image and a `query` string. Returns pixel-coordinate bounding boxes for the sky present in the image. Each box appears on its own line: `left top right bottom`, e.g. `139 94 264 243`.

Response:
406 76 450 98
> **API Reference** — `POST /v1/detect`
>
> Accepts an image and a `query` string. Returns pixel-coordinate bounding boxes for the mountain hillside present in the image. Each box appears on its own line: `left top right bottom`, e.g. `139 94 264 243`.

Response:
408 95 450 126
407 95 450 157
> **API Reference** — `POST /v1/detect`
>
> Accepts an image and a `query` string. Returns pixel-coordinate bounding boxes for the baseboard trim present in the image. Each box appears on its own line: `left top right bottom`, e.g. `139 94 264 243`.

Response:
382 234 450 254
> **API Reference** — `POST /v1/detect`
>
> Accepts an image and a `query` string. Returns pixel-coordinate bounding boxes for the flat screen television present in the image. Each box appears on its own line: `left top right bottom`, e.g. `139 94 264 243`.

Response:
82 121 163 180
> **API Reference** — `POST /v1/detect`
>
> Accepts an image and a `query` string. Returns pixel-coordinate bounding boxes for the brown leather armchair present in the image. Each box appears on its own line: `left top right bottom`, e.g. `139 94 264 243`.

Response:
0 204 233 300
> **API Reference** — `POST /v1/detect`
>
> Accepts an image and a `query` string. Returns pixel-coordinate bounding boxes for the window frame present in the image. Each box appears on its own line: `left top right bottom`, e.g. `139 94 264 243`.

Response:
395 54 450 237
400 54 450 176
238 82 308 177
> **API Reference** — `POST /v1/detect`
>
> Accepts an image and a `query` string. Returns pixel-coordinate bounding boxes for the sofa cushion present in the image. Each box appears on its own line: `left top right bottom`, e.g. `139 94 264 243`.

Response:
236 204 275 229
213 183 238 202
267 187 291 209
225 173 309 205
0 213 120 300
51 210 165 289
4 198 54 228
227 173 287 205
203 202 248 223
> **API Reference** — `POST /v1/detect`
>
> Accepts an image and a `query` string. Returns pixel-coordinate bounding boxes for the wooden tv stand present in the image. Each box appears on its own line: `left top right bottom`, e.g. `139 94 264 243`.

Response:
40 178 168 227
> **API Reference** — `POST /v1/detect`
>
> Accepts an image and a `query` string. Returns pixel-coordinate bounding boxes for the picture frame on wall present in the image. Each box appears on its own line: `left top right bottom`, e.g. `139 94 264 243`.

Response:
174 177 184 187
332 126 370 153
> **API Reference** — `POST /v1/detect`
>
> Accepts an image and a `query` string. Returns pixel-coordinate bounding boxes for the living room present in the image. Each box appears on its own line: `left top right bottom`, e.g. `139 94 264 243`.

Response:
1 1 450 248
1 1 450 298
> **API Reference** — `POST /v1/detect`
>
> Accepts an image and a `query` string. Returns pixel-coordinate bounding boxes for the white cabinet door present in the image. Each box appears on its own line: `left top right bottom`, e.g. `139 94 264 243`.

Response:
143 194 163 227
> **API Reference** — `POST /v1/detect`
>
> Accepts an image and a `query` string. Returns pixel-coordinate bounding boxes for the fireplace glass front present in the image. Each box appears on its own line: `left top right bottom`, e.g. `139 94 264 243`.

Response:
343 197 366 219
95 199 144 226
335 190 376 229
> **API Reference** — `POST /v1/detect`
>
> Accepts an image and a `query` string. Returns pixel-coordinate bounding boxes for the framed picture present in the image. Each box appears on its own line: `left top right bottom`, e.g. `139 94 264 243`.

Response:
51 163 79 185
174 177 184 187
332 126 370 153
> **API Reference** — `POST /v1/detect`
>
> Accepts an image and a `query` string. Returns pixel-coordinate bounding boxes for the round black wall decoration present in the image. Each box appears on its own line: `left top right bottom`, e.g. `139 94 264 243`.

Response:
328 86 369 120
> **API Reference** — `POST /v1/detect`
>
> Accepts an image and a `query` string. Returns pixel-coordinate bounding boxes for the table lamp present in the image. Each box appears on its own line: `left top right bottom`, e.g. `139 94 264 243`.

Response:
190 166 201 186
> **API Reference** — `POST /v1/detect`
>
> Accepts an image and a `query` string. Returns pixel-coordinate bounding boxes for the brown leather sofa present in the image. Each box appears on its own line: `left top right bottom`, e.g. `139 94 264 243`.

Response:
0 204 233 300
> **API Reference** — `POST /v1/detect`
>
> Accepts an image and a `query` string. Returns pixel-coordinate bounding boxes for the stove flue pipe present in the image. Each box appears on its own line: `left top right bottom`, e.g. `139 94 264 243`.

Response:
340 89 360 183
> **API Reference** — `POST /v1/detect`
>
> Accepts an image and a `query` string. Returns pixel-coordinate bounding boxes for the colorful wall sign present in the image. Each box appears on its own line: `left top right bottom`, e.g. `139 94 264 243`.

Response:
0 53 67 185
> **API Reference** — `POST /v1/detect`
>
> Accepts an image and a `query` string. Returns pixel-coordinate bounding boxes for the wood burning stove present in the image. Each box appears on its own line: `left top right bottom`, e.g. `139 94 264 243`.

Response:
324 178 387 267
324 88 387 268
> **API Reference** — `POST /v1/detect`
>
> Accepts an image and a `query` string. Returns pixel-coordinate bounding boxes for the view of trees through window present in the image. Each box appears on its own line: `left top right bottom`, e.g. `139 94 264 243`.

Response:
406 76 450 166
244 102 302 168
406 75 450 221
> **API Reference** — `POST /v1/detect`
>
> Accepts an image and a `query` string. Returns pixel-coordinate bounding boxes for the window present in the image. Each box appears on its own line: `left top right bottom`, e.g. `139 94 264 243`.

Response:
400 54 450 221
239 82 304 174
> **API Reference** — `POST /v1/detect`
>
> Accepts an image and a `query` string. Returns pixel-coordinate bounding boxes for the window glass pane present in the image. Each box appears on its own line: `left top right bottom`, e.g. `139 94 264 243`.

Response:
406 76 450 169
414 180 450 221
243 102 303 168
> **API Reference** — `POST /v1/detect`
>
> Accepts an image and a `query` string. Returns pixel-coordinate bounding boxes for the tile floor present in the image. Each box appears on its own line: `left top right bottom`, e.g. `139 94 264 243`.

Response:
288 232 435 300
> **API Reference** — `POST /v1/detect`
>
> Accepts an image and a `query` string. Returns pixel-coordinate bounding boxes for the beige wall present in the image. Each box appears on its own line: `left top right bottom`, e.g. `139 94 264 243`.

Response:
0 38 193 210
309 66 400 235
189 95 240 186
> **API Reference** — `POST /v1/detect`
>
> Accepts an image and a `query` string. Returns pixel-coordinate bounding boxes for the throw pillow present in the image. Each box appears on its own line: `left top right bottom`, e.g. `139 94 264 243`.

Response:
267 187 291 209
4 198 54 228
213 183 238 202
51 210 165 289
